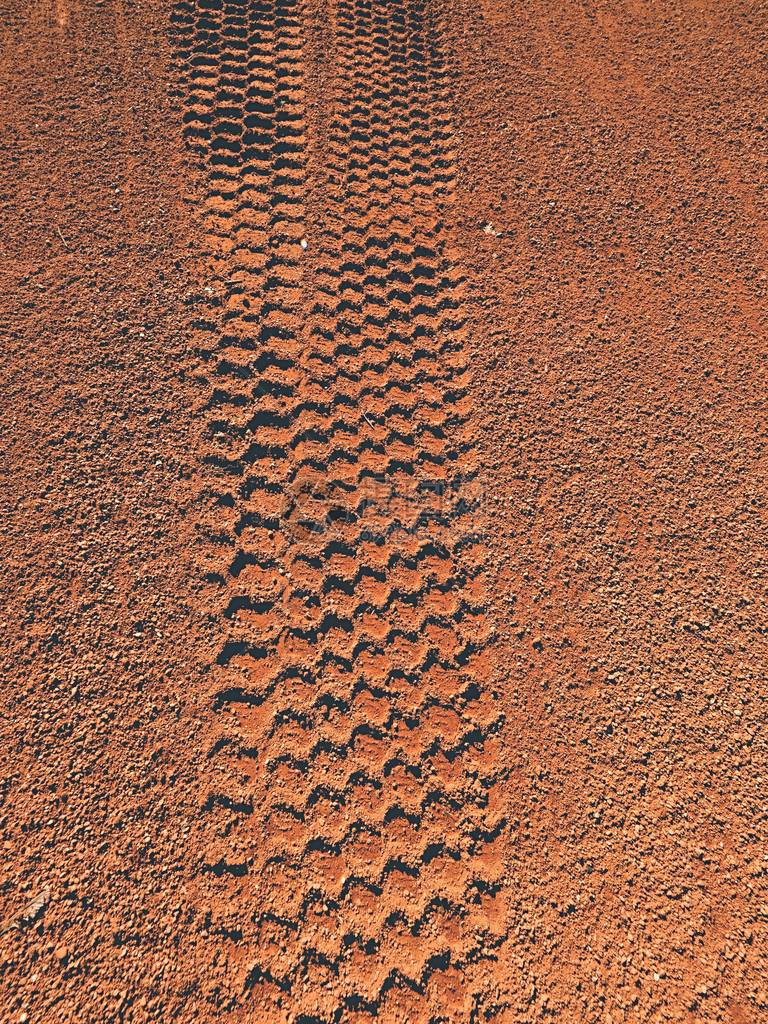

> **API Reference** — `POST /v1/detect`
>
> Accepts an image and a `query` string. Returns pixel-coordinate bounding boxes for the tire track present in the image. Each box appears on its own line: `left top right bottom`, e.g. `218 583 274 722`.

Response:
172 0 509 1019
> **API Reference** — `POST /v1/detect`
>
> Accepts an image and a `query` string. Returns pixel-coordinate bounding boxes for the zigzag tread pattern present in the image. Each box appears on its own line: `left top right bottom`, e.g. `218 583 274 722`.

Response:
171 0 510 1019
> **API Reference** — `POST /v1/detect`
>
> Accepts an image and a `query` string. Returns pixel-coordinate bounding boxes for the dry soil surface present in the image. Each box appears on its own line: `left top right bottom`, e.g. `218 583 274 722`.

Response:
1 1 766 1022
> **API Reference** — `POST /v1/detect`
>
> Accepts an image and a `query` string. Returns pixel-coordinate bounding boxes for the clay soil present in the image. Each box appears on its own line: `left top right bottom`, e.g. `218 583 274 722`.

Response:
1 1 766 1022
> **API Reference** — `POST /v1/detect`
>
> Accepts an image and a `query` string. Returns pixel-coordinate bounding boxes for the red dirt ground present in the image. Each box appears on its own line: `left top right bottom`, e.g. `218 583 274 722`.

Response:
1 1 766 1022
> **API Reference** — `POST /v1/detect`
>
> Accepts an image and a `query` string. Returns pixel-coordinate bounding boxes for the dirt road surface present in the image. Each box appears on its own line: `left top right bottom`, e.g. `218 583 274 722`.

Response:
1 1 766 1021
